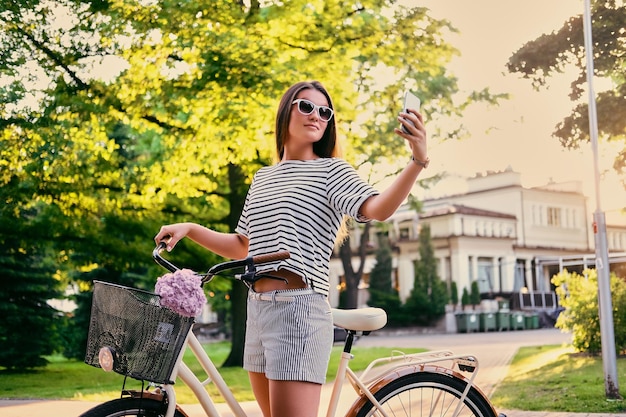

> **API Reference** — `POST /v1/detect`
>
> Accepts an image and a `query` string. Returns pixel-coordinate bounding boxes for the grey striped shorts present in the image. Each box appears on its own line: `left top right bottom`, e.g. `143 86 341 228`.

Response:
243 288 333 384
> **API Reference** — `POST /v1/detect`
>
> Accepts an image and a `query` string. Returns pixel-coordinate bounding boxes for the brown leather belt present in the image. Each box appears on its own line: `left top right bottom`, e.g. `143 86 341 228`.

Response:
252 269 308 293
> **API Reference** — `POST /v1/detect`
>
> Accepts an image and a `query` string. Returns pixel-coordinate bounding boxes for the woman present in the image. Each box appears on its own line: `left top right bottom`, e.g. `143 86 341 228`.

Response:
154 80 428 417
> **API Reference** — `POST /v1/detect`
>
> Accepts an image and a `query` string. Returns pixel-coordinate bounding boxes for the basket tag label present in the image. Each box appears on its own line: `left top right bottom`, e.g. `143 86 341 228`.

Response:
154 322 174 343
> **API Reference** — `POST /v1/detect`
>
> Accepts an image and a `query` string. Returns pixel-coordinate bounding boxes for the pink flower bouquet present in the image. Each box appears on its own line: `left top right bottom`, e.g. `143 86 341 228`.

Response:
155 269 206 317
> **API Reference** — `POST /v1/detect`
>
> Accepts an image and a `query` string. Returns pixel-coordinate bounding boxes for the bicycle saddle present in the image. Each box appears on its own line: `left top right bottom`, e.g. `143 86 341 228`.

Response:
331 307 387 332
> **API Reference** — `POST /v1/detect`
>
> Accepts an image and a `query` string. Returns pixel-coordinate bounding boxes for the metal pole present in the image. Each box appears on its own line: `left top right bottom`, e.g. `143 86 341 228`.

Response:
582 0 620 399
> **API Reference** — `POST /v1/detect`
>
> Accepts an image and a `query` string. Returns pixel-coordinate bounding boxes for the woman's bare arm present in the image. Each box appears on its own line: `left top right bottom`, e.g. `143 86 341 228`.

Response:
154 222 249 259
360 107 427 221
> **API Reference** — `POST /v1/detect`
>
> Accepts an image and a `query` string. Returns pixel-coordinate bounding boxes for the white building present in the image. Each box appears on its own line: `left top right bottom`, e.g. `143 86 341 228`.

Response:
329 167 626 311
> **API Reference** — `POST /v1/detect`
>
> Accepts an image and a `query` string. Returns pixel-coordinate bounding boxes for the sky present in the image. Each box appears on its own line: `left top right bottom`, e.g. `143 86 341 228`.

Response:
402 0 625 222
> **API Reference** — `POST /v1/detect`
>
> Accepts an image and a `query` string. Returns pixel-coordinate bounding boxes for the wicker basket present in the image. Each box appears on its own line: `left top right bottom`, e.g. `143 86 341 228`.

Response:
84 281 194 384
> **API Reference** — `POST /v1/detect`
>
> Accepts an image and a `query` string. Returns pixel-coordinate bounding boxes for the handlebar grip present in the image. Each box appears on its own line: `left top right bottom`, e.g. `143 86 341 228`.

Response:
153 242 179 272
252 250 290 265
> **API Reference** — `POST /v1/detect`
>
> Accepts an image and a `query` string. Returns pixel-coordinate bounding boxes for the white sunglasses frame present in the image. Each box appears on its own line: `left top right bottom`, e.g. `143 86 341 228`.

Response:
291 99 334 122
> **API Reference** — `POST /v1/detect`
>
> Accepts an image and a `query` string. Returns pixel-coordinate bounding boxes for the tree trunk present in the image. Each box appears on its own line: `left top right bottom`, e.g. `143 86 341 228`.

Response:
222 280 248 367
338 222 371 309
222 163 248 367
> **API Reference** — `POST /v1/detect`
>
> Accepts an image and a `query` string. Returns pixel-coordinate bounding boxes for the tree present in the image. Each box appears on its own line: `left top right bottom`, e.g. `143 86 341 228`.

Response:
0 208 63 369
461 287 470 309
404 224 447 325
470 280 481 308
367 234 406 326
1 0 502 367
368 235 394 295
507 2 626 178
338 221 371 309
449 280 459 307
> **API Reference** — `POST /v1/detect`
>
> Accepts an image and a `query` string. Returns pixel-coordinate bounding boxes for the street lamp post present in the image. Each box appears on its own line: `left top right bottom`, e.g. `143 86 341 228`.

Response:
582 0 620 399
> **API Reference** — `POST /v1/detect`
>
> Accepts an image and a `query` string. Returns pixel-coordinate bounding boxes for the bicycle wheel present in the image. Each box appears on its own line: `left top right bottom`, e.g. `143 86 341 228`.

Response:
79 398 185 417
354 371 498 417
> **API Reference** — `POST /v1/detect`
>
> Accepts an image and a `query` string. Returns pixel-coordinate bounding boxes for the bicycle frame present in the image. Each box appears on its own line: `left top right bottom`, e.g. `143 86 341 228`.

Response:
119 246 495 417
151 326 486 417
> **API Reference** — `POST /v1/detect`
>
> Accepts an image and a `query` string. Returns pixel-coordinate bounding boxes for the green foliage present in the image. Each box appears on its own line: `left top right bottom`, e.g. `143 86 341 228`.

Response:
461 287 470 308
552 269 626 355
507 2 626 176
470 280 481 306
368 236 394 294
0 219 63 369
449 280 458 305
367 236 407 326
404 225 447 325
58 290 93 361
0 0 503 368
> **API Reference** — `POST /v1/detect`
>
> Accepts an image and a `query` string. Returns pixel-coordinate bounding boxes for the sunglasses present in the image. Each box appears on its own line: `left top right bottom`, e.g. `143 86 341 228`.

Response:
292 99 334 122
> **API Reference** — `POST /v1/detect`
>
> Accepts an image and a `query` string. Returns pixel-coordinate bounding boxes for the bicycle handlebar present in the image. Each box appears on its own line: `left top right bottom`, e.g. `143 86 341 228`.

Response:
249 250 291 265
153 242 179 272
152 241 290 284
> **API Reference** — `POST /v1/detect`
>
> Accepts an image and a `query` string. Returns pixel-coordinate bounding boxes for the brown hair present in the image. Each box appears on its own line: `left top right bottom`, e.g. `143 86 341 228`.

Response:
275 81 338 160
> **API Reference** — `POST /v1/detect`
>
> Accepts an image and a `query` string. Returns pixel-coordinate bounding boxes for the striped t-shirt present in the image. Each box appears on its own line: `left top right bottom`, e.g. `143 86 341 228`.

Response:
236 158 379 296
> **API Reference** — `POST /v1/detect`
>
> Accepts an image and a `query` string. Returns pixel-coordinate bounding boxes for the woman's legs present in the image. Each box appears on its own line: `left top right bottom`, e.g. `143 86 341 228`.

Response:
250 370 322 417
270 380 322 417
249 371 271 417
245 290 332 417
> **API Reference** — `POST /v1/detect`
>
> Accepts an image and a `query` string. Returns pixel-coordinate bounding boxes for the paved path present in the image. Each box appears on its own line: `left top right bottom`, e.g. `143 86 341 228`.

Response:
358 329 626 417
2 328 625 417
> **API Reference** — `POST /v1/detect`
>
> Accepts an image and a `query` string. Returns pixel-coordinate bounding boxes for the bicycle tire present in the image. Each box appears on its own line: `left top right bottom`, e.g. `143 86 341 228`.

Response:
78 398 185 417
354 371 498 417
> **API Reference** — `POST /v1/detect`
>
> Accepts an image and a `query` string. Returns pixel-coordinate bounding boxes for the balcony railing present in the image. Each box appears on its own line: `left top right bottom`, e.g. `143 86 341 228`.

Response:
512 291 558 311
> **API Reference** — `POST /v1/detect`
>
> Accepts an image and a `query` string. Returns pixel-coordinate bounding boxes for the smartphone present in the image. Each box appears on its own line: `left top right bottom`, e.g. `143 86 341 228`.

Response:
401 91 421 133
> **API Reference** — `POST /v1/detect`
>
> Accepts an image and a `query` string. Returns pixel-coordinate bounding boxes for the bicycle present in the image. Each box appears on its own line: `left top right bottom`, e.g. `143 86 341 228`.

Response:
79 243 505 417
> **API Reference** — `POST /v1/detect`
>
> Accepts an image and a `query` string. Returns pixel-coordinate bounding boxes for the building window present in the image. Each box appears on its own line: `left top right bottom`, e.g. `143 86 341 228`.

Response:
477 258 494 294
514 259 527 291
610 231 626 251
547 207 561 227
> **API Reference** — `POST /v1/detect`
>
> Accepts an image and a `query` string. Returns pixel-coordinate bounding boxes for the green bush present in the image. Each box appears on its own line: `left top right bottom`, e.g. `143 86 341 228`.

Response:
404 225 447 325
552 269 626 355
470 280 481 307
461 287 470 309
367 237 412 326
449 281 458 306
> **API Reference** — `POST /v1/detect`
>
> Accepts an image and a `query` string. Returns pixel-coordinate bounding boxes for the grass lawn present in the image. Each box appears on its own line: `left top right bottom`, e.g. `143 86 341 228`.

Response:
0 342 425 404
490 344 626 414
8 339 626 413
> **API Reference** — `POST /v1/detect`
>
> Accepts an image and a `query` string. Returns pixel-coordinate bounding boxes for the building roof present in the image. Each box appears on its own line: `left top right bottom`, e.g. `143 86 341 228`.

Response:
420 203 517 220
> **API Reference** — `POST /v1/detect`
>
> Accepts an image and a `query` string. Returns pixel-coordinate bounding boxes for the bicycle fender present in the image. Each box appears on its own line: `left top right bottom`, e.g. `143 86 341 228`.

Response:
124 390 191 417
343 364 494 417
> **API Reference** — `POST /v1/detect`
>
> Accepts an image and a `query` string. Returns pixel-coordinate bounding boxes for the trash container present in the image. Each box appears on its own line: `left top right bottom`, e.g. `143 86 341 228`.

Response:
456 312 480 333
531 313 540 329
524 313 539 329
497 311 510 331
510 311 525 330
480 312 497 332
